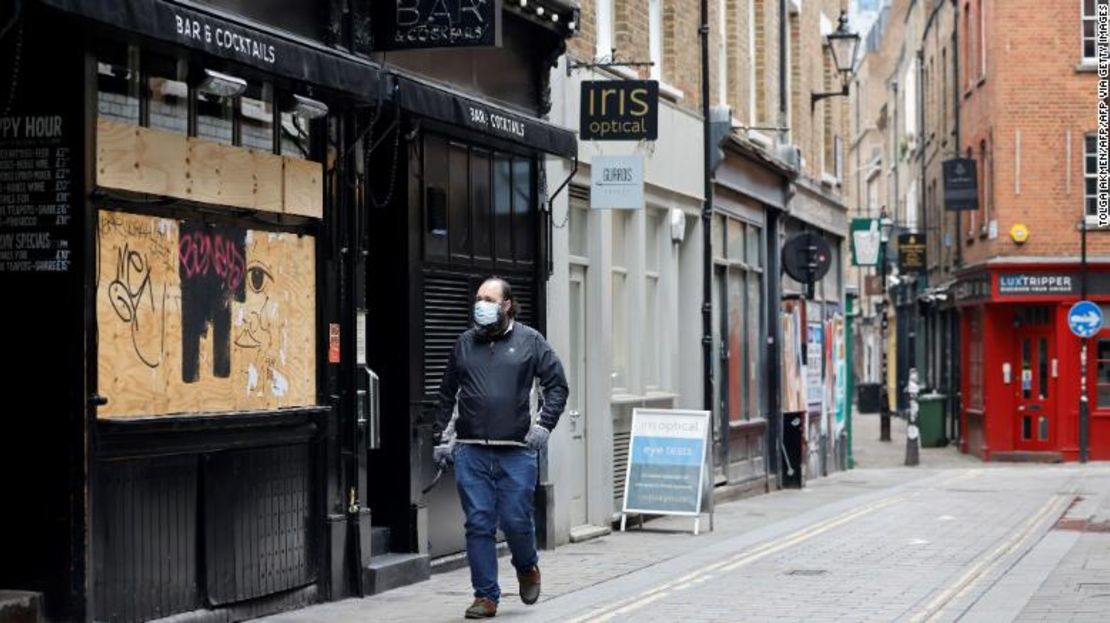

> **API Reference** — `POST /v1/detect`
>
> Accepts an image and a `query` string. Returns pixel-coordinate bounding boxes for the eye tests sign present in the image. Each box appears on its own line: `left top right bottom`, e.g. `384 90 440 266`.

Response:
580 81 659 141
590 155 644 210
371 0 502 51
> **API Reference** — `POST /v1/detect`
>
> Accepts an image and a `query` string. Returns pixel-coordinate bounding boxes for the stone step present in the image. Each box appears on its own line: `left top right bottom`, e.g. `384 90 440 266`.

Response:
370 526 391 557
0 590 43 623
362 553 430 596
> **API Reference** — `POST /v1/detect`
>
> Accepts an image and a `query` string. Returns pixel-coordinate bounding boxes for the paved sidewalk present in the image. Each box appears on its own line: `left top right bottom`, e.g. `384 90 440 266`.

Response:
259 467 939 622
257 419 1110 623
851 411 979 470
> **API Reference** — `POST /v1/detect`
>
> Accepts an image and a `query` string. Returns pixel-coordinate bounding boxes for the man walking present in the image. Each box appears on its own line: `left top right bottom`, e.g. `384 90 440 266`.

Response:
432 277 569 619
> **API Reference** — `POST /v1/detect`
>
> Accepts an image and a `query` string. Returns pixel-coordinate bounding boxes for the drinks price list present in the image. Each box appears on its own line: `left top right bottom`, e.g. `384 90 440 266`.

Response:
0 114 73 274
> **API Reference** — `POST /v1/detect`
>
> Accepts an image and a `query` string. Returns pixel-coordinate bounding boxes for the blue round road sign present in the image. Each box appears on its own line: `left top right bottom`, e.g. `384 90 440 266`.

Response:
1068 301 1104 338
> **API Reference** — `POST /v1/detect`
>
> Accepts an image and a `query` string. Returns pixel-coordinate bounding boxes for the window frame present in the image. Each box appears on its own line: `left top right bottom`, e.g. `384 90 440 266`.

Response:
1083 0 1099 62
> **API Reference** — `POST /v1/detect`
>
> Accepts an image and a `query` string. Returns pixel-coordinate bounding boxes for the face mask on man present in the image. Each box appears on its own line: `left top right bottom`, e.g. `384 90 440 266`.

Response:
474 300 502 329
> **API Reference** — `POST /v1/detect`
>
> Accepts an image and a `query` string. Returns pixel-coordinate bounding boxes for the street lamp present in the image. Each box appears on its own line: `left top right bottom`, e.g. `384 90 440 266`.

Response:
878 207 893 442
810 10 862 112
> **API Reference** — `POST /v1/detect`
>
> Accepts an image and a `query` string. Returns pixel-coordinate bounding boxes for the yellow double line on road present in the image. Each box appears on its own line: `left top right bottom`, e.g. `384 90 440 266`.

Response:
565 470 982 623
566 494 907 622
907 493 1072 623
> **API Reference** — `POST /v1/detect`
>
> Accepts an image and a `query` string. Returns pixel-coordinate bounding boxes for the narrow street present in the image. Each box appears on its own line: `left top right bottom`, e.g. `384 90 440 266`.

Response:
259 416 1110 622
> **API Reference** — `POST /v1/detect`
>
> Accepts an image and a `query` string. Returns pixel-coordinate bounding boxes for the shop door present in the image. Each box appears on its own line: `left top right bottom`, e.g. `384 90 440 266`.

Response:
1014 328 1054 450
568 265 589 527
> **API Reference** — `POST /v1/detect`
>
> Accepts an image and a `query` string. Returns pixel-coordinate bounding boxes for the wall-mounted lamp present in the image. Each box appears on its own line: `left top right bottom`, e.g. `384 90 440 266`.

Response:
810 10 861 112
287 94 329 120
195 68 247 99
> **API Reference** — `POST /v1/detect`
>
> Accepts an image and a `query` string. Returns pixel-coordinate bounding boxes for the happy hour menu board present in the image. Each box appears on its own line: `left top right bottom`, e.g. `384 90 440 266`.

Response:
0 115 73 273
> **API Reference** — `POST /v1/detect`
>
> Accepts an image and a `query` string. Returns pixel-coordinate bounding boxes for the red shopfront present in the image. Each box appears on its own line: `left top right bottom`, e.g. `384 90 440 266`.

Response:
956 265 1110 461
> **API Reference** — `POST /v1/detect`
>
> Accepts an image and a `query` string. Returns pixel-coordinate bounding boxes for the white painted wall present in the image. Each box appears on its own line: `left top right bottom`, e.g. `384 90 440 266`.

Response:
544 62 706 544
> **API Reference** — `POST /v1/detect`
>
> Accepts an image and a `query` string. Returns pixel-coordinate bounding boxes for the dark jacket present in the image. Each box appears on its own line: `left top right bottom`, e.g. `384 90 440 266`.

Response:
433 322 568 445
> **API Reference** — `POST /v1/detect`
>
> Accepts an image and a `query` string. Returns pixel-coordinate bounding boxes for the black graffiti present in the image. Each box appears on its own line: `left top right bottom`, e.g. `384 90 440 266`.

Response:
107 243 166 369
179 223 246 383
234 261 275 351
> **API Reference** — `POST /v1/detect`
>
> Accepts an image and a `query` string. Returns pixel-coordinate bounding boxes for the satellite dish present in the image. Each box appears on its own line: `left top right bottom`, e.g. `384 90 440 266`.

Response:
782 232 832 285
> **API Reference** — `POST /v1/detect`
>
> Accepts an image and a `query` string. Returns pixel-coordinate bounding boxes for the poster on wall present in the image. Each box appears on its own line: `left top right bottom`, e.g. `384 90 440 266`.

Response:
781 303 807 413
832 316 848 436
806 322 825 415
96 210 317 417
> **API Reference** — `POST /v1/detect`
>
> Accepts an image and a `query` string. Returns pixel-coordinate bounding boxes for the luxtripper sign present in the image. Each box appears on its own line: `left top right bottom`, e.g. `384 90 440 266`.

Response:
580 80 659 141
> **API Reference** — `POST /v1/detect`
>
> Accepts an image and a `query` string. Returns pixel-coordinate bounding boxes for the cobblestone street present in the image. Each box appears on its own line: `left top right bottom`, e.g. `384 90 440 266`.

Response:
259 417 1110 622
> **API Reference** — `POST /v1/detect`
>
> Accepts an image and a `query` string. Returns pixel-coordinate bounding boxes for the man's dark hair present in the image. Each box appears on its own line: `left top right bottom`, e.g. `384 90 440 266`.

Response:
482 276 515 318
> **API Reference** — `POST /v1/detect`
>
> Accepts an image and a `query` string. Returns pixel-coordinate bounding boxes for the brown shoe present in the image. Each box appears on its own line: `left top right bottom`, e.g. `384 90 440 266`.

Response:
517 565 541 605
465 597 498 619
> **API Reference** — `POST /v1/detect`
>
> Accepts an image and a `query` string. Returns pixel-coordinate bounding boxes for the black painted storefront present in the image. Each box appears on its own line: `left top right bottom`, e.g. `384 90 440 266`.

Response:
0 2 575 620
0 1 381 621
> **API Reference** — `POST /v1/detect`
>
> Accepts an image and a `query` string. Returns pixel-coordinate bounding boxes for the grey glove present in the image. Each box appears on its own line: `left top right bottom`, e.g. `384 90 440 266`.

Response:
524 424 551 451
433 443 453 469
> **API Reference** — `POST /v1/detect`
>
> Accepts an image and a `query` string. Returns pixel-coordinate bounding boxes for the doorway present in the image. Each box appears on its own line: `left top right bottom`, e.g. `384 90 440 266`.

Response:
1014 307 1055 450
568 264 589 528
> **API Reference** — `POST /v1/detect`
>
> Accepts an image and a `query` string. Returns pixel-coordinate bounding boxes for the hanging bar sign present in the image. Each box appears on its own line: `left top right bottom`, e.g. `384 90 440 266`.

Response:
580 81 659 141
371 0 503 51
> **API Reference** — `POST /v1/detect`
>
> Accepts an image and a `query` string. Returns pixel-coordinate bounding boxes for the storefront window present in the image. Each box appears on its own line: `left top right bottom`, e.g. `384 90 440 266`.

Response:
495 155 514 261
645 209 662 389
197 91 234 145
97 45 141 125
1096 339 1110 409
281 109 313 158
146 55 188 134
968 309 984 409
240 83 275 152
612 210 629 391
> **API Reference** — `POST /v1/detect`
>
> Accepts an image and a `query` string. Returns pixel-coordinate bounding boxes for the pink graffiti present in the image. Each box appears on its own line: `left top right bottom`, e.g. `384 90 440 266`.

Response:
179 232 245 291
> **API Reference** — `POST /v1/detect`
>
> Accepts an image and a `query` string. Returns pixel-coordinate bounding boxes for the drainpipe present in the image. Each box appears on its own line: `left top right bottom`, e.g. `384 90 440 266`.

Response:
700 0 713 421
951 0 963 445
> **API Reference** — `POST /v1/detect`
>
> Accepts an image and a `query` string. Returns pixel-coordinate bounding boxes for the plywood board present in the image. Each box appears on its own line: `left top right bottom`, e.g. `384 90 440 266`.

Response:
96 210 317 418
252 150 284 213
186 138 225 206
96 120 318 218
283 158 323 218
97 118 188 198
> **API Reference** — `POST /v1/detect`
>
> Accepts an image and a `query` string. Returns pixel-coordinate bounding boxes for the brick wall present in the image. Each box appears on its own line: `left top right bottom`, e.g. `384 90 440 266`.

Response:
960 0 1108 265
566 0 849 186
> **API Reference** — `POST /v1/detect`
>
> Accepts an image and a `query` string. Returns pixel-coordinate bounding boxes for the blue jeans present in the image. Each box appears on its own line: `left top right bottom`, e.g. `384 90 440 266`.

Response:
453 443 539 603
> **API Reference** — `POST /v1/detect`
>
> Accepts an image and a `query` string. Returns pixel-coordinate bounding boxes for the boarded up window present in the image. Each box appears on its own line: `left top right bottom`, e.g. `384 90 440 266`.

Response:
96 210 316 417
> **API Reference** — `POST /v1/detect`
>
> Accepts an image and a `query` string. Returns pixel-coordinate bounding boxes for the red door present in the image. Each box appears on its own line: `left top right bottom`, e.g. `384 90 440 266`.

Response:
1014 327 1055 450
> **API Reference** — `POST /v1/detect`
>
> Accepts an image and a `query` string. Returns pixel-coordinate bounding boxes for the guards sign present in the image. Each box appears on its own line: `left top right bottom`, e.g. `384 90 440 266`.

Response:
580 80 659 141
590 155 644 209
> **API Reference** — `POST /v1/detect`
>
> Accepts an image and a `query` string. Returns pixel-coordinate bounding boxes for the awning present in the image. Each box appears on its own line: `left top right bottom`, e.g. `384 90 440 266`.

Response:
36 0 382 99
394 74 577 159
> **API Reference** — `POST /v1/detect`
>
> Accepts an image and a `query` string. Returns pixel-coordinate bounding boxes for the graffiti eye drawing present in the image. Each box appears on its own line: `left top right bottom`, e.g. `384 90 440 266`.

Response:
247 263 273 293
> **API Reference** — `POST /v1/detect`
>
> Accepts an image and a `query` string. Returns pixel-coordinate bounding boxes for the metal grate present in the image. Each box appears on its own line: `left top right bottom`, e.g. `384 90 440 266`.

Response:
613 430 632 503
422 271 536 399
94 456 200 623
204 444 316 605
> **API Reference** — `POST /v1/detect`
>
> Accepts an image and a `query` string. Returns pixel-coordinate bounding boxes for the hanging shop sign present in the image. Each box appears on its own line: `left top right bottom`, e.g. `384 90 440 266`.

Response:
897 233 927 276
865 275 886 296
590 155 644 209
370 0 502 51
782 232 833 285
620 409 712 534
850 218 882 266
942 158 978 211
580 81 660 141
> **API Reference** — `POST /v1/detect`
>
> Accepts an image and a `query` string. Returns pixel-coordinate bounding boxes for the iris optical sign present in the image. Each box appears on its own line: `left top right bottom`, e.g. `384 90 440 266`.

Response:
580 80 659 141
